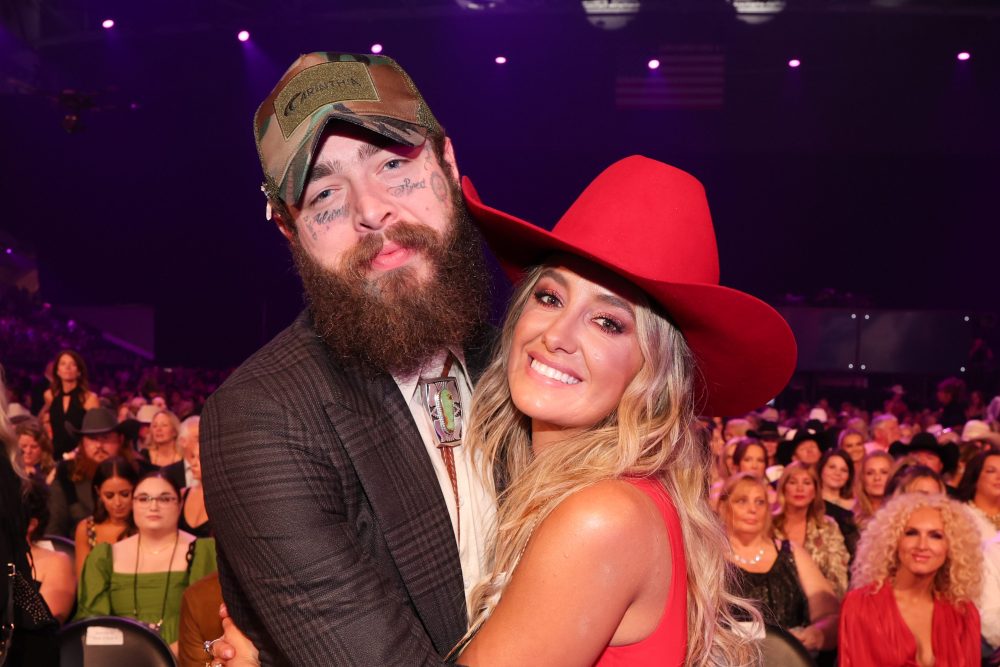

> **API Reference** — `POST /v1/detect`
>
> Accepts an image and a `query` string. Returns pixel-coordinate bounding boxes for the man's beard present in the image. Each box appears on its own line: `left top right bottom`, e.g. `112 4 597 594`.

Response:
290 194 490 376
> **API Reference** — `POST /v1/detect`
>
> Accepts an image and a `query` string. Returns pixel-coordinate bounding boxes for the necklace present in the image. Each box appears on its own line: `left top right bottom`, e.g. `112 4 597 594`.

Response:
142 541 173 556
133 531 180 635
969 501 1000 530
732 545 767 566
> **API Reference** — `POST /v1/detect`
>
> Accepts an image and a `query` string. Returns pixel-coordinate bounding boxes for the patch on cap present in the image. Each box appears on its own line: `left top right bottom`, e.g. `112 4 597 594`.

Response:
274 61 380 139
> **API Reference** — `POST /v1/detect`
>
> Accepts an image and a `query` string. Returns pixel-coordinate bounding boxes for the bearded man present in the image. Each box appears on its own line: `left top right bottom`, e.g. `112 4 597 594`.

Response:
201 52 496 666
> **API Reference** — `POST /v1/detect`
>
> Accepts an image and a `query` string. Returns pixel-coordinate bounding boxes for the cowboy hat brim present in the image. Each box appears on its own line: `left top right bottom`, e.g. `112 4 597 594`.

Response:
462 174 797 417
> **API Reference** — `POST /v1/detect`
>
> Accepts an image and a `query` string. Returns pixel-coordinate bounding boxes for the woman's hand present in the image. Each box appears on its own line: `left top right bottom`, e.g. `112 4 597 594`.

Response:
789 624 824 652
208 604 261 667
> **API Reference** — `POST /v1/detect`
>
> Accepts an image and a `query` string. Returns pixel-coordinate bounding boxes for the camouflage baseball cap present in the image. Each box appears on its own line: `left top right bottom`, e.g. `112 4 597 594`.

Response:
254 52 443 206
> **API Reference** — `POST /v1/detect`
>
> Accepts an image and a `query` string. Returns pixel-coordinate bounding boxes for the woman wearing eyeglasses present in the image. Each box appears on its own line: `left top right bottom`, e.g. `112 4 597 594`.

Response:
75 471 217 653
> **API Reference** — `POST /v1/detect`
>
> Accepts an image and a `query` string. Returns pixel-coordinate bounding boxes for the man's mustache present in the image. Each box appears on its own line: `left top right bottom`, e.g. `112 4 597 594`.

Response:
341 221 443 277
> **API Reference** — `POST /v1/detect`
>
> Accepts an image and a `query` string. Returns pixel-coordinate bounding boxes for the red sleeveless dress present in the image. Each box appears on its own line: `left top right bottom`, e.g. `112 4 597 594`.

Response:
593 477 688 666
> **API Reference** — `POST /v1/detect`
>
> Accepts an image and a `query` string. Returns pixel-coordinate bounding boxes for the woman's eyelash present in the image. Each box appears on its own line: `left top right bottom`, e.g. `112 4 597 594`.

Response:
533 289 560 306
595 315 625 334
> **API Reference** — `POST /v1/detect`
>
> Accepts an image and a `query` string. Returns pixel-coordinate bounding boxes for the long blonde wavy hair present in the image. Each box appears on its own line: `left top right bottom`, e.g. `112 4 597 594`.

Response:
463 264 763 666
850 492 982 604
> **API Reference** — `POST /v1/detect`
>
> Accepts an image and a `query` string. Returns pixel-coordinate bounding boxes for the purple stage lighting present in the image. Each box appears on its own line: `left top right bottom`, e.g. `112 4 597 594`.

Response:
102 19 115 29
495 56 507 64
957 51 970 61
788 58 801 68
371 43 383 54
4 248 11 255
237 30 250 42
648 59 661 70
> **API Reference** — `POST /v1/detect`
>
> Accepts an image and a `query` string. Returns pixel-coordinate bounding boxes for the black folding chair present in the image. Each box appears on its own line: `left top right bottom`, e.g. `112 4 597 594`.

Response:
59 616 177 667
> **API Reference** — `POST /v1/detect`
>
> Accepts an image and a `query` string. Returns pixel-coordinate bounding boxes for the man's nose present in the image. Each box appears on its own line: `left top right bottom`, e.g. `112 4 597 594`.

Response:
352 181 398 232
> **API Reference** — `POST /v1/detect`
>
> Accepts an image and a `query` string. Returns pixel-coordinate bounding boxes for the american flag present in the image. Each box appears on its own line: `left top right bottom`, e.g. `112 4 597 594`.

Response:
616 45 725 110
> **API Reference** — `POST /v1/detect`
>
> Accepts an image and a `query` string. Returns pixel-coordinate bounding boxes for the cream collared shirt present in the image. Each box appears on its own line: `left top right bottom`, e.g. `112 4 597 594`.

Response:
393 349 497 618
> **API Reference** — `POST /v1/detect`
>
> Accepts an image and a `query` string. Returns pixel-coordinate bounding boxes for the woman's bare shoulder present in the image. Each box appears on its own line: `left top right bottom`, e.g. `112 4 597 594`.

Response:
537 479 664 553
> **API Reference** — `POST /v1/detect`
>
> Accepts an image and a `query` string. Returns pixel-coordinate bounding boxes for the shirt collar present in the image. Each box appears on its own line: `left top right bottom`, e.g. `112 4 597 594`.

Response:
393 347 469 404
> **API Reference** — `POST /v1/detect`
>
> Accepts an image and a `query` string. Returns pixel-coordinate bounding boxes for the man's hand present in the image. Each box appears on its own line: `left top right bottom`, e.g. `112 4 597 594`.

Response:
208 604 261 667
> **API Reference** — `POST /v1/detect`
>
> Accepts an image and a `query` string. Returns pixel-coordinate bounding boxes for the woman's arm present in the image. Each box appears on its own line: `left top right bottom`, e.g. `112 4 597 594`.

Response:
73 517 91 578
460 480 668 667
790 542 839 651
33 548 76 622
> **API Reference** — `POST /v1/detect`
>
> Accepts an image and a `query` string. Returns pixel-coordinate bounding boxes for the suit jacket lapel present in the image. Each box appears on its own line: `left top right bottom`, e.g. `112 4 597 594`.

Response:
322 353 468 655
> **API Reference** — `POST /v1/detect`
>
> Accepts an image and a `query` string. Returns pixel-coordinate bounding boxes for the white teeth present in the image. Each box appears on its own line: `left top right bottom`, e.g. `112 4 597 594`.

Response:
530 358 580 385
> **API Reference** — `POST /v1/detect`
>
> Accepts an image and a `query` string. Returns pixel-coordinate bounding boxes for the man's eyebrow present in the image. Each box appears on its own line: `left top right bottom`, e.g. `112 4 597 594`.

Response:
307 160 342 184
357 142 383 162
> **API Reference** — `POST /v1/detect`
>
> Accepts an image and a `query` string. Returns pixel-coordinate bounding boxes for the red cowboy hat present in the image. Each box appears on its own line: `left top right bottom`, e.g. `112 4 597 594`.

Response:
462 155 797 416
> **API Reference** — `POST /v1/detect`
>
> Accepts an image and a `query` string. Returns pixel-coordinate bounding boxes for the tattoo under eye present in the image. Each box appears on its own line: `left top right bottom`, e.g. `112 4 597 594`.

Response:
314 203 351 226
387 178 427 197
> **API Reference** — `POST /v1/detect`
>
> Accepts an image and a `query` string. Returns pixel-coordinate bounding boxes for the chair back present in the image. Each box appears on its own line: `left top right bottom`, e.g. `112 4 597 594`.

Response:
59 616 177 667
761 624 816 667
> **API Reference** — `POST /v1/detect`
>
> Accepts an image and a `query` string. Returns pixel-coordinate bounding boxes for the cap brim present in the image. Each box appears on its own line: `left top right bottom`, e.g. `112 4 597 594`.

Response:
463 176 797 416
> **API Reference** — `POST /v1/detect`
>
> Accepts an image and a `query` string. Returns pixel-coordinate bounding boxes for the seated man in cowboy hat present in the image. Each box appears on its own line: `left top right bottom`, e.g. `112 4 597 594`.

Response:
889 432 960 478
45 407 143 537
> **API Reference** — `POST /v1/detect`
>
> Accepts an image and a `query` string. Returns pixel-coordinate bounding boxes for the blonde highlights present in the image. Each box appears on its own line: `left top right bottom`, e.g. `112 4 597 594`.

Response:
463 265 762 666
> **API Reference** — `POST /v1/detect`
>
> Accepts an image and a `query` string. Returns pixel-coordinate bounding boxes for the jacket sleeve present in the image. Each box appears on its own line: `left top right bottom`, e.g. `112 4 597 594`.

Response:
201 383 447 667
44 469 71 537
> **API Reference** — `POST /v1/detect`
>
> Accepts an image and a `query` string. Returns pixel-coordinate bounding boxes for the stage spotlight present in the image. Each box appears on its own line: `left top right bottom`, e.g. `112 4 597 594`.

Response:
582 0 641 31
495 56 507 64
729 0 786 26
647 59 660 70
238 30 250 42
371 43 383 54
957 51 970 61
455 0 504 9
102 19 115 29
788 58 801 68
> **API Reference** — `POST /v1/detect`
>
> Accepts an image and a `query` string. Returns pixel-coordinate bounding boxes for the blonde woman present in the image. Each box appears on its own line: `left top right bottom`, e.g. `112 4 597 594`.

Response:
772 462 850 597
718 473 840 652
142 409 182 468
15 417 57 485
840 493 982 666
854 450 893 531
211 158 797 666
837 428 866 465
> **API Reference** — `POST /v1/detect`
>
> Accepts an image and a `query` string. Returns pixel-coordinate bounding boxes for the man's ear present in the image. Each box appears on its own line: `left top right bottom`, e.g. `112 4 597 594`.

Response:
273 207 296 242
441 137 460 183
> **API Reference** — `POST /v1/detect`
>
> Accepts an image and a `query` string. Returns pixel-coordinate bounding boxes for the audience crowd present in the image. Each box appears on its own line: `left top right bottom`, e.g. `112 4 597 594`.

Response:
4 334 1000 665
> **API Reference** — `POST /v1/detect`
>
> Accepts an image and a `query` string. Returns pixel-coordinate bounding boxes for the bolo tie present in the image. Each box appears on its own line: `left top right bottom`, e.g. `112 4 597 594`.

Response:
419 355 463 543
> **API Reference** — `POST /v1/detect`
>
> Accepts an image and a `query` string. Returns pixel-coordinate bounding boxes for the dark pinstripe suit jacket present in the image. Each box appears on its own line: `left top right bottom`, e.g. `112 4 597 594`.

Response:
202 311 496 666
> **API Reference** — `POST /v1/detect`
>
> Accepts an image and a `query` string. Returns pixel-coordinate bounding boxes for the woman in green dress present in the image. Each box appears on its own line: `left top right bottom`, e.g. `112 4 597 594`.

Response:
76 470 216 652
